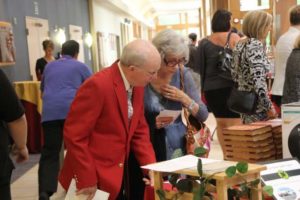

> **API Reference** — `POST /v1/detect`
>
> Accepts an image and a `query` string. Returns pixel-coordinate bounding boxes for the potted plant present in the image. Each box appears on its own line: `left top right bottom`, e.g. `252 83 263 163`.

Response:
156 147 273 200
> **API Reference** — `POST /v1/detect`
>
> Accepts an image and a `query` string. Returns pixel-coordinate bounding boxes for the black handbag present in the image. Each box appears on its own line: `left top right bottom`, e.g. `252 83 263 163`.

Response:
227 41 257 114
227 86 257 114
217 32 233 80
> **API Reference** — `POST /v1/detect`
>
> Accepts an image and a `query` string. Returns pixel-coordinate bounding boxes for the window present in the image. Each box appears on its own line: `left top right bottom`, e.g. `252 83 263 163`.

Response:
157 14 180 25
187 10 199 24
240 0 269 11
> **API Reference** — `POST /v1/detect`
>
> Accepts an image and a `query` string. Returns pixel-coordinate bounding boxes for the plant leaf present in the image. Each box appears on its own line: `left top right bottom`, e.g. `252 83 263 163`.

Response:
250 179 260 187
225 166 237 178
199 182 206 198
236 162 248 174
169 174 180 187
171 149 184 159
156 189 166 200
277 170 289 179
193 185 201 200
263 185 274 196
197 159 203 177
194 147 207 157
176 179 193 193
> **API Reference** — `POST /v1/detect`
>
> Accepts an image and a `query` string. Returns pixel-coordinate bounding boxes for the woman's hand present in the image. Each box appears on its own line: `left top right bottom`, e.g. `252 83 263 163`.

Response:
267 107 278 119
161 84 189 105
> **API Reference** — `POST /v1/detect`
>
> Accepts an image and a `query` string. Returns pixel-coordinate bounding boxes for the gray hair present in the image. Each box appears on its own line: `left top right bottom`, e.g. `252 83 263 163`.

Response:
152 29 189 63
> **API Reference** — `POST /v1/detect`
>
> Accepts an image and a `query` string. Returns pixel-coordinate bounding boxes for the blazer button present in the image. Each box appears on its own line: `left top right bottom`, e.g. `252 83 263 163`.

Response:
118 163 123 168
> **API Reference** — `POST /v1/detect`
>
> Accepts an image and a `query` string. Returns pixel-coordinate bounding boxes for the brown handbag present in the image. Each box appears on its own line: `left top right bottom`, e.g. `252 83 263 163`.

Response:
179 66 211 157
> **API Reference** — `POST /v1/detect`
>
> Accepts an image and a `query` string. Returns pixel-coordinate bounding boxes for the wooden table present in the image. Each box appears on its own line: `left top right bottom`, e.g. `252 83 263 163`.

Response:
153 162 267 200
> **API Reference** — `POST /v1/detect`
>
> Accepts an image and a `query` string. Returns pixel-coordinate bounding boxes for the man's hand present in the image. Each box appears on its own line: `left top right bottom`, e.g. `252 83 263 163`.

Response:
76 185 97 200
142 170 154 186
15 146 29 163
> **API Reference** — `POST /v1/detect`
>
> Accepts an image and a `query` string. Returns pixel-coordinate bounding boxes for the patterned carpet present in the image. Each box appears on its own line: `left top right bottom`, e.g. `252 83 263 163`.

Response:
11 153 40 183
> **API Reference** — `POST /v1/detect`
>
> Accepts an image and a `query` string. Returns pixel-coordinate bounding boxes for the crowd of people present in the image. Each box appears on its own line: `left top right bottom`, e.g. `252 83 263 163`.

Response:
1 4 300 200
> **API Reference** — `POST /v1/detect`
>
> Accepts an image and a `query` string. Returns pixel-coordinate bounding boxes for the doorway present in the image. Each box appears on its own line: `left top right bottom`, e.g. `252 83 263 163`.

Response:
69 25 85 63
25 16 49 81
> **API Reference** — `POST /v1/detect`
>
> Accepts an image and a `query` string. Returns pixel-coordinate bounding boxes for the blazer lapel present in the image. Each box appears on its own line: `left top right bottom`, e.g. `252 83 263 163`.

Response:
112 62 129 132
129 87 141 134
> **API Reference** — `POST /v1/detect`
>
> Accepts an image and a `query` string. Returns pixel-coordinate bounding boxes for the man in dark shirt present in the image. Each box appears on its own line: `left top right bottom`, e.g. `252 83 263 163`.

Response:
0 69 29 200
186 33 198 73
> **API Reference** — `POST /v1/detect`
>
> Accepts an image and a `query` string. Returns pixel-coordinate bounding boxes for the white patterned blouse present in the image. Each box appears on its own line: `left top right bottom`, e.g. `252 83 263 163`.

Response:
231 38 272 124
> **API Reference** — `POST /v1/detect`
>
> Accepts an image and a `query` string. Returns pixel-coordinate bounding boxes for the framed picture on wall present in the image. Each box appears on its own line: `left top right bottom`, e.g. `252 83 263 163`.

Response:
0 21 16 66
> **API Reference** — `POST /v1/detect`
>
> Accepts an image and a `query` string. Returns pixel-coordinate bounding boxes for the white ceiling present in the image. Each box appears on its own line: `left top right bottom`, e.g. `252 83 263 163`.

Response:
95 0 201 26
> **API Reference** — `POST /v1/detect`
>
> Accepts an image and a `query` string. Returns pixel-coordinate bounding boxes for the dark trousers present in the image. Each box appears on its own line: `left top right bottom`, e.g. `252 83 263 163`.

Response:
127 152 145 200
0 169 13 200
38 120 64 196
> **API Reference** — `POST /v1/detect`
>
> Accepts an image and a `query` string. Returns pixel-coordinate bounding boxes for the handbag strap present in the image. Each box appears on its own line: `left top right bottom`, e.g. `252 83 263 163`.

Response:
179 65 193 131
224 31 232 49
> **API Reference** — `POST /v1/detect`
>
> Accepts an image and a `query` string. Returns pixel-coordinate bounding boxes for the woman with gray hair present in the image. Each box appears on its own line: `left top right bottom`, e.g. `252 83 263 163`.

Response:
231 10 277 124
128 29 209 199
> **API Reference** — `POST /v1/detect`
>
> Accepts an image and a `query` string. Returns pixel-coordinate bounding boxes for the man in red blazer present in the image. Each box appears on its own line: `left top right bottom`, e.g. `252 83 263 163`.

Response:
59 39 161 200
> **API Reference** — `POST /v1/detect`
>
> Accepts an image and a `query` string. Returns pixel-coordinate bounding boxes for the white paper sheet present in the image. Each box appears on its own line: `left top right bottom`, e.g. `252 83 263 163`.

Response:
65 179 109 200
157 109 181 123
141 155 221 172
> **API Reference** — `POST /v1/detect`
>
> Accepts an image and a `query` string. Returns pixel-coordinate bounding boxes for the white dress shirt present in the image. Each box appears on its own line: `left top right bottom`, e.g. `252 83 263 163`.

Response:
272 26 300 96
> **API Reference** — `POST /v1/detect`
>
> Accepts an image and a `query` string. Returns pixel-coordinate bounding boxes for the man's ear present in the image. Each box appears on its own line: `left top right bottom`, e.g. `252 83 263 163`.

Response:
128 65 135 71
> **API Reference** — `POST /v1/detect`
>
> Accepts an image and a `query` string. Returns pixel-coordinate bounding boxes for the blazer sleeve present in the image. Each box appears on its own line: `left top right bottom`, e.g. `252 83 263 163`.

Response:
63 78 104 189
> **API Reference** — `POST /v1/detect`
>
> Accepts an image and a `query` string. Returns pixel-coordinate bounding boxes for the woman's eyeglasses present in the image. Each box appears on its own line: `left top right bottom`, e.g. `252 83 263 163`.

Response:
164 58 186 67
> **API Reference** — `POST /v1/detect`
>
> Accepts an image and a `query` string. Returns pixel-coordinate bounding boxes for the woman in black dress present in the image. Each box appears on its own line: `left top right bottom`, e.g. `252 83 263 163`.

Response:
35 40 54 81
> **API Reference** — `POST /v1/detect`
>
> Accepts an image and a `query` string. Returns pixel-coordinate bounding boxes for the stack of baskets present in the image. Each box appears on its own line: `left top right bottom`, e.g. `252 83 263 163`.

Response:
223 119 282 162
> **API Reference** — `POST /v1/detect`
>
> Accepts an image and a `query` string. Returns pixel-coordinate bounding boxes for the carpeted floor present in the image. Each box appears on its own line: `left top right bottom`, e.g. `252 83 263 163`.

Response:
11 153 40 183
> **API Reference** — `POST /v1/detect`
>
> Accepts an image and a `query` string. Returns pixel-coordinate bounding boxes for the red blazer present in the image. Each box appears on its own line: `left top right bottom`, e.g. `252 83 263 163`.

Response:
59 61 156 200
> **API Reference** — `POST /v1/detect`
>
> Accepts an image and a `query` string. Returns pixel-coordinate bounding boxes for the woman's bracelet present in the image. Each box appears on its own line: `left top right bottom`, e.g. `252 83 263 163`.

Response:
187 100 196 113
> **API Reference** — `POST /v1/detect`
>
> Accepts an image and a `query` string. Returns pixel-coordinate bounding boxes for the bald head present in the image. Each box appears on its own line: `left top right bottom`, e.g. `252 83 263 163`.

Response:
120 39 161 87
120 39 160 69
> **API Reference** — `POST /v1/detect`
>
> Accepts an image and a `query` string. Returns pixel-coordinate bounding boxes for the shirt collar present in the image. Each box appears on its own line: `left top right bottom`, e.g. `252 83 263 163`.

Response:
61 55 73 59
118 62 131 92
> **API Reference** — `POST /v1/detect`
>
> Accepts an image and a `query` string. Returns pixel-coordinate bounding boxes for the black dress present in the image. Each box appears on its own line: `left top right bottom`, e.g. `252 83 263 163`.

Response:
35 58 48 80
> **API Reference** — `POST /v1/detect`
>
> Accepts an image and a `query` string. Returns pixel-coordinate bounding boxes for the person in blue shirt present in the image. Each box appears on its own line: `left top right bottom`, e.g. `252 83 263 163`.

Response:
38 40 92 200
128 29 209 200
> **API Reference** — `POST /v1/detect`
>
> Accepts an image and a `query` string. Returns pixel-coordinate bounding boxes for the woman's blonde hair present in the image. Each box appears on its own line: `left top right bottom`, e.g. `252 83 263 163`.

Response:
242 10 272 40
294 34 300 49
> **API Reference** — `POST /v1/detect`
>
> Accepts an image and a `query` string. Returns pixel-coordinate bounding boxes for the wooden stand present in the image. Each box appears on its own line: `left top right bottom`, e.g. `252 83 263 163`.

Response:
153 163 266 200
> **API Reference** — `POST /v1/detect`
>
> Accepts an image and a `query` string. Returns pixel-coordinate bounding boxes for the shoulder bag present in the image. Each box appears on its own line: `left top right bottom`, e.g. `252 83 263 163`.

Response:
179 66 211 157
227 41 258 114
217 32 233 80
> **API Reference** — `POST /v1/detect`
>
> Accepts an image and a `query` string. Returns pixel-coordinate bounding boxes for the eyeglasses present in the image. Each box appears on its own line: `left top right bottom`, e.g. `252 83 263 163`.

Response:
164 57 187 67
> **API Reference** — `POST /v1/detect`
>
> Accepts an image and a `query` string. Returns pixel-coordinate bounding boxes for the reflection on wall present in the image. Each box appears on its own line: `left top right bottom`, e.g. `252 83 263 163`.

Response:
97 32 120 68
